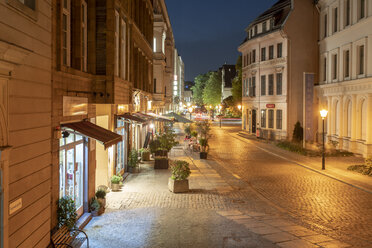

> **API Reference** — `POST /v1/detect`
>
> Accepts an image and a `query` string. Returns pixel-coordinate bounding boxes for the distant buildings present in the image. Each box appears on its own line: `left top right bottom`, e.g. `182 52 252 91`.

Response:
184 81 194 104
315 0 372 156
173 49 185 111
220 64 236 101
238 0 319 141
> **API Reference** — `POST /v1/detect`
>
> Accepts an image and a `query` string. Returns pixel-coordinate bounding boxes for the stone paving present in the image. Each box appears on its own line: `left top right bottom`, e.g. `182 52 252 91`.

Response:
83 125 355 247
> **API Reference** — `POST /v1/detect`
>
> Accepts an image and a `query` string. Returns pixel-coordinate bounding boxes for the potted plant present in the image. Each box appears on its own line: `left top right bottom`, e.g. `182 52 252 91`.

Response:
95 189 106 215
196 120 211 159
90 197 100 217
139 147 151 161
128 149 140 173
154 124 179 169
111 175 121 191
57 196 77 229
168 160 191 193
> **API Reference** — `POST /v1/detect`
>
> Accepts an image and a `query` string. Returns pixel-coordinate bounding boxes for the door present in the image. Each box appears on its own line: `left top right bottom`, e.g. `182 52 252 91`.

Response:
252 109 256 133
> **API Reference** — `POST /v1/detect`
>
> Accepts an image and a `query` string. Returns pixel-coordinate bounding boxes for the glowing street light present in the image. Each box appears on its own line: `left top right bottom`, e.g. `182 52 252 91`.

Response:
149 123 154 129
320 109 328 170
237 105 242 110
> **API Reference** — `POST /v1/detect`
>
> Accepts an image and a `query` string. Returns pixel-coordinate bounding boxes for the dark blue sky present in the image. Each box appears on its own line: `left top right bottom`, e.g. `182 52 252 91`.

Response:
165 0 278 81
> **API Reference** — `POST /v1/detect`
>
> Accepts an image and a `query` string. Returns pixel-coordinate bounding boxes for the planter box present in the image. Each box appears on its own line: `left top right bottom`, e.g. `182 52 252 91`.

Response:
154 159 169 169
200 152 208 159
128 166 140 173
142 151 151 161
168 178 189 193
155 150 168 157
111 183 120 191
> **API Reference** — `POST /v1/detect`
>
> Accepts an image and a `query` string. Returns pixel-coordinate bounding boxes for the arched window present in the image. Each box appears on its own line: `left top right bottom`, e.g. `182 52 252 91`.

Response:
347 100 352 137
361 99 367 140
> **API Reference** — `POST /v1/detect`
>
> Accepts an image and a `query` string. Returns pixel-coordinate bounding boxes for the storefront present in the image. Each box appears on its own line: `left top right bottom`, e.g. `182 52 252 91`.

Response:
115 118 129 174
60 121 122 217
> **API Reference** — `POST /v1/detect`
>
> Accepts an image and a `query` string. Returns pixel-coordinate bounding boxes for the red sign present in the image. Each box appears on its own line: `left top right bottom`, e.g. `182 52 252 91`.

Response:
266 104 275 108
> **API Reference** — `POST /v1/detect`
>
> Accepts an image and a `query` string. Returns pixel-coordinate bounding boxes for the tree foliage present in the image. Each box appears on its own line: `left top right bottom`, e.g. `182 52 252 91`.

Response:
231 56 242 104
191 73 209 105
202 71 222 106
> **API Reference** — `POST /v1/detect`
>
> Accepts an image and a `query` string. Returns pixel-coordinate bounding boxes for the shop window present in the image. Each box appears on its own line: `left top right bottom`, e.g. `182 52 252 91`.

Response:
261 109 266 128
276 110 282 129
268 110 274 128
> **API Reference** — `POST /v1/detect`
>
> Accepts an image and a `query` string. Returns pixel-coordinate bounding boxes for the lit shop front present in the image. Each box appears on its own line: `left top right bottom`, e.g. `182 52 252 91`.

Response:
60 121 121 216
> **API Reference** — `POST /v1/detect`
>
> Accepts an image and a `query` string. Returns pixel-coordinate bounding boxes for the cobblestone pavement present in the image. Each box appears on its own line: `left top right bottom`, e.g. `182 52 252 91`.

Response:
209 125 372 247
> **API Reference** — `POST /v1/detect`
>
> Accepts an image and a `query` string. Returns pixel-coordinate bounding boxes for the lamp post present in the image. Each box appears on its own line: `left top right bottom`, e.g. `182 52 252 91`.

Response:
218 105 222 128
188 107 193 120
320 109 328 170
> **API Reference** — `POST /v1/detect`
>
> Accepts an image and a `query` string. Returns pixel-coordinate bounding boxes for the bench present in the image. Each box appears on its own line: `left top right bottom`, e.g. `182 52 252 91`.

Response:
51 225 89 248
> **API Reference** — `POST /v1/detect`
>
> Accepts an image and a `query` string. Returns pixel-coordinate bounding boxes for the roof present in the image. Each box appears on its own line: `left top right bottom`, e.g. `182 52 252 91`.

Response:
61 121 122 149
117 113 147 123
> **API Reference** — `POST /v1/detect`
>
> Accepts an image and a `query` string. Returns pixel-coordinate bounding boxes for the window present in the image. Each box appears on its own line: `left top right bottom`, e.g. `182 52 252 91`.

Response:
276 73 282 95
261 47 266 61
252 49 256 63
154 79 157 93
359 0 366 20
254 25 258 35
18 0 35 10
344 50 350 78
276 110 282 129
262 21 267 32
153 37 156 52
121 20 126 79
358 45 364 75
268 74 274 95
346 101 351 137
261 75 266 96
81 1 87 72
323 57 327 81
162 32 166 54
270 18 274 29
261 110 266 128
248 78 251 96
269 45 274 60
332 54 337 80
324 14 328 38
345 0 351 27
277 43 282 58
268 110 274 128
249 52 251 65
115 11 119 76
252 76 256 97
62 0 71 66
333 8 338 33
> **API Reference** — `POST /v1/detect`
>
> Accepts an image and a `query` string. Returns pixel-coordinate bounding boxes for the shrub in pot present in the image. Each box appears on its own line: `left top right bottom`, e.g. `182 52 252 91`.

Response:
168 160 191 193
196 121 211 159
128 149 140 173
111 175 121 191
199 138 208 159
95 189 106 214
90 197 100 217
139 147 151 161
57 196 77 229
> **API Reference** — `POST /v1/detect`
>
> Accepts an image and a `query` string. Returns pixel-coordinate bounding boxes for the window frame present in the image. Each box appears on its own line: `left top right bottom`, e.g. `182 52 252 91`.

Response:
120 19 127 79
268 74 274 95
261 47 266 61
261 109 266 128
114 10 120 77
358 45 365 75
276 73 282 95
261 75 266 96
344 49 350 79
81 0 87 72
277 43 282 58
62 0 71 67
269 45 274 60
276 110 282 130
268 110 274 129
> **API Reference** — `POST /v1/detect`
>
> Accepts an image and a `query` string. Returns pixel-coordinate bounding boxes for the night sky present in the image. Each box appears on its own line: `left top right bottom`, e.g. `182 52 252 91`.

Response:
165 0 279 82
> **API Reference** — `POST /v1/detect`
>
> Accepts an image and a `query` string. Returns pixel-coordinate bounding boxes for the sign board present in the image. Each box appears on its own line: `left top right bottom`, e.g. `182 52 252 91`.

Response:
63 96 88 116
9 198 22 215
304 73 314 142
266 104 275 108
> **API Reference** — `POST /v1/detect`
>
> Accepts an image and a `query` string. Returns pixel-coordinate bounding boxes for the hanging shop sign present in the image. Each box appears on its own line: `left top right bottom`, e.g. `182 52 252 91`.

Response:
63 96 88 116
266 104 275 108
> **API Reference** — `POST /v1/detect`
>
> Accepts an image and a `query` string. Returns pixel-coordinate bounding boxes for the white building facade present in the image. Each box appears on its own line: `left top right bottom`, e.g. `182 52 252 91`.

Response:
316 0 372 157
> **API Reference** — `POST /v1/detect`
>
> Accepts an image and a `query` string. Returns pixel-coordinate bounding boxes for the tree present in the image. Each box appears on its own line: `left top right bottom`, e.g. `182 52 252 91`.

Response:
191 73 209 105
231 56 242 104
202 71 222 106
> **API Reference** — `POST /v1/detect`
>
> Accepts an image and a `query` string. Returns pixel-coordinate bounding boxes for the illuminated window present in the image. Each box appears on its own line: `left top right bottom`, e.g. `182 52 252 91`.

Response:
62 0 71 66
153 37 156 52
162 32 166 54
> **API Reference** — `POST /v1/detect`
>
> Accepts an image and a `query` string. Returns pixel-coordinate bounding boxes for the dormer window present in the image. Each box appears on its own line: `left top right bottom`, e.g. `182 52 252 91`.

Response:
270 18 274 29
254 25 258 35
262 21 267 32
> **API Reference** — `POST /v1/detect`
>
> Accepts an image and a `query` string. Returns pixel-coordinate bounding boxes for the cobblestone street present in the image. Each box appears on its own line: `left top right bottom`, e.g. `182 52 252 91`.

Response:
82 123 372 247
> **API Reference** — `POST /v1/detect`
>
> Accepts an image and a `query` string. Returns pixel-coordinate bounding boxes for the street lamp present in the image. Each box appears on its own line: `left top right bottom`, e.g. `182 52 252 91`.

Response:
320 109 328 170
188 107 193 120
238 105 242 110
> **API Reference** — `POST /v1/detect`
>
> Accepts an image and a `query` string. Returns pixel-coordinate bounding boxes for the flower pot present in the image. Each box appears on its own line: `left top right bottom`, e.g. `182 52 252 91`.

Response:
91 210 99 217
200 152 208 159
141 151 151 161
168 178 189 193
154 159 169 169
111 183 120 191
128 166 140 173
97 198 106 208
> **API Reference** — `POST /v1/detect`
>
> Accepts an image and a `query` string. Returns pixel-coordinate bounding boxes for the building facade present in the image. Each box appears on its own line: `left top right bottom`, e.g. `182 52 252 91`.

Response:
173 49 184 112
316 0 372 157
0 0 52 247
238 0 319 141
220 64 236 102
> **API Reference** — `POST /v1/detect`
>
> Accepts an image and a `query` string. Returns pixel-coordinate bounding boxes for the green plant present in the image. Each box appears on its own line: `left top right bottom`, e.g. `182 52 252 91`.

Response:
111 175 122 184
199 138 208 152
170 160 191 180
95 189 106 199
157 124 179 152
58 196 77 229
139 147 150 153
191 131 198 137
292 121 303 143
90 197 100 212
149 139 161 153
347 164 372 176
184 124 192 136
196 120 211 140
128 149 139 167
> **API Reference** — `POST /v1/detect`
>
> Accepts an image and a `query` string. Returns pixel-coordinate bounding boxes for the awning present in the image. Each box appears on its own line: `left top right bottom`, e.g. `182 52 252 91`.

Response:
61 121 122 149
165 112 193 123
145 112 174 122
117 113 147 123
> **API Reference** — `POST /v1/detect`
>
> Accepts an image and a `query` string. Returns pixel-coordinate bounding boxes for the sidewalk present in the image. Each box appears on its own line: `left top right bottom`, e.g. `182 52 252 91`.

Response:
83 140 351 247
236 131 372 194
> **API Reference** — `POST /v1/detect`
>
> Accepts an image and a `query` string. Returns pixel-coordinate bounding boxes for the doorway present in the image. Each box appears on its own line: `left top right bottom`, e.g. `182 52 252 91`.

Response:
252 109 257 133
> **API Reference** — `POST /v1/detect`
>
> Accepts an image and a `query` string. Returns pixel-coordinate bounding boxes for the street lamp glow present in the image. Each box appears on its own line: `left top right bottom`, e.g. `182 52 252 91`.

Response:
218 105 222 110
188 107 193 113
187 102 191 107
149 123 154 129
237 105 242 110
320 109 328 119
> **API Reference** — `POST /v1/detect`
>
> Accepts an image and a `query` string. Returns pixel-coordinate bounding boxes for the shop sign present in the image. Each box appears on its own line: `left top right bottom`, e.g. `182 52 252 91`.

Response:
63 96 88 116
266 104 275 108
